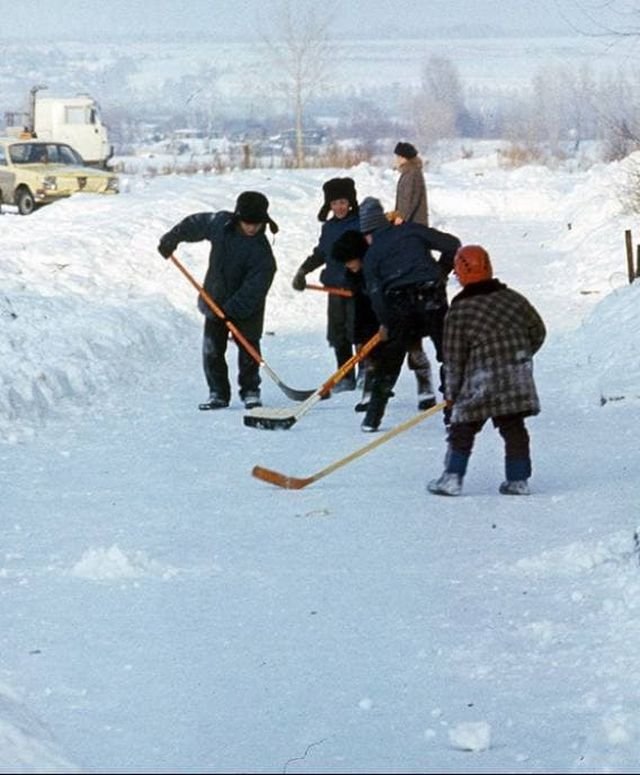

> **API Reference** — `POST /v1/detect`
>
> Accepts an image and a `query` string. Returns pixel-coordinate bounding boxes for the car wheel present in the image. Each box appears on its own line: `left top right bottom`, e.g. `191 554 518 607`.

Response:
16 187 35 215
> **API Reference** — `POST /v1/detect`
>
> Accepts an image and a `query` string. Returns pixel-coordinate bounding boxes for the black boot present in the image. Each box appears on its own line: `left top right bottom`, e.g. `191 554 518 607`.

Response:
361 377 393 432
354 366 373 413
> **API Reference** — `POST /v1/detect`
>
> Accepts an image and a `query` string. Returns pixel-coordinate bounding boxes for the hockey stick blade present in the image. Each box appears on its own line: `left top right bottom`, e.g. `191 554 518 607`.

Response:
264 365 315 402
252 401 446 489
243 331 382 430
243 412 297 430
243 394 323 430
251 466 313 489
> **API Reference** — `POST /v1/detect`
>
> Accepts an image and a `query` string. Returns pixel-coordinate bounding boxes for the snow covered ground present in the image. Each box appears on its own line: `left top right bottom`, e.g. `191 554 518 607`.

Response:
1 148 640 773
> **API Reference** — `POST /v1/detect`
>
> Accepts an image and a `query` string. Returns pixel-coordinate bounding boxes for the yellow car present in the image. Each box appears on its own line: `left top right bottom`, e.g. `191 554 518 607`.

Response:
0 137 119 215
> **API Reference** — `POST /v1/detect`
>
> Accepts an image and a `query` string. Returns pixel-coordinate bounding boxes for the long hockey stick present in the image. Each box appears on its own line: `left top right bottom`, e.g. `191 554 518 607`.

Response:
243 331 382 430
305 283 354 298
170 254 315 401
252 401 446 488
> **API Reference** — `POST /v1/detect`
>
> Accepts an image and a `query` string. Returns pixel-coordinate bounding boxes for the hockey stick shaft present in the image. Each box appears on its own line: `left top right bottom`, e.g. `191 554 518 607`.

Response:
170 254 314 401
252 401 446 488
305 283 354 298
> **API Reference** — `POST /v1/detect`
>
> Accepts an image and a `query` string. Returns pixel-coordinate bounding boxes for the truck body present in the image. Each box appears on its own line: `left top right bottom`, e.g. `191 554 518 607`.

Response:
4 88 113 168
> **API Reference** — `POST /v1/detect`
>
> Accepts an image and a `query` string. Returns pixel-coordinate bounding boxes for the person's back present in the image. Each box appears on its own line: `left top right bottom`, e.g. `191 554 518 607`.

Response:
428 244 546 497
394 141 428 227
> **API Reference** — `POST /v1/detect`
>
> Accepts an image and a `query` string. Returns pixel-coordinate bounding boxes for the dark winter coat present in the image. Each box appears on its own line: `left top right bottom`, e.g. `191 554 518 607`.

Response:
395 157 429 226
362 222 461 328
301 212 360 289
443 279 546 423
162 211 276 324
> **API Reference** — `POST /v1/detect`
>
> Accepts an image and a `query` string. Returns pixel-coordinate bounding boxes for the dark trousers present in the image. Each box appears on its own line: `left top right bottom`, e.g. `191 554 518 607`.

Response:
371 285 447 387
202 317 261 401
446 413 532 480
363 284 447 427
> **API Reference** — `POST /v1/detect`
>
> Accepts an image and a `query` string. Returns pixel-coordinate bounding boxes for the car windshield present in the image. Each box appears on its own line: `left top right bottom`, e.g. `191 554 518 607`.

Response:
9 143 85 166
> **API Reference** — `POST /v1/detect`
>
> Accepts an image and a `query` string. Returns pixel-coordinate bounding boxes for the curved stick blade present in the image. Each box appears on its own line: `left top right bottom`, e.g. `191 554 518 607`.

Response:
251 465 313 490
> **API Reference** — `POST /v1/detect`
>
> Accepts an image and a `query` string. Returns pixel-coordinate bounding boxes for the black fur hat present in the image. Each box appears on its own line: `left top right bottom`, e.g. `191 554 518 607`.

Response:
394 141 418 159
318 177 359 222
332 230 369 263
234 191 279 234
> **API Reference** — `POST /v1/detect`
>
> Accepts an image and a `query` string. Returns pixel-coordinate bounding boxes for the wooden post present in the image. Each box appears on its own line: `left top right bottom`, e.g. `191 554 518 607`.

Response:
636 244 640 280
625 229 635 284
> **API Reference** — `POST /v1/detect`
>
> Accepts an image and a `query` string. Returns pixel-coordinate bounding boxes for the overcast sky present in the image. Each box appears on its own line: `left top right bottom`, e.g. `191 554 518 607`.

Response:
1 0 638 41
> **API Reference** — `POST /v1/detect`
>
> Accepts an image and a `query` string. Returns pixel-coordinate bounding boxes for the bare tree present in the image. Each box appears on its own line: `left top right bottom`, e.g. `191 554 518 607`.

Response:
412 56 465 145
260 0 336 167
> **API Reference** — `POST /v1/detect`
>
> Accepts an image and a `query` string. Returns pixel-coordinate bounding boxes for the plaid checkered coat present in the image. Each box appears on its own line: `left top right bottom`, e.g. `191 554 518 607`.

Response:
444 279 546 423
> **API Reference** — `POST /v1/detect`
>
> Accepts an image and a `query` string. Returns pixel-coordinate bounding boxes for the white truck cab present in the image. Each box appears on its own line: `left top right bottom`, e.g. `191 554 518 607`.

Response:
5 86 113 168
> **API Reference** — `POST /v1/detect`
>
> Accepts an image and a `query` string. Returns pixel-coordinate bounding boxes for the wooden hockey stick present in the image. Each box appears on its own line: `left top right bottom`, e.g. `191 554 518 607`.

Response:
243 331 382 430
305 283 354 298
170 254 315 401
252 401 446 488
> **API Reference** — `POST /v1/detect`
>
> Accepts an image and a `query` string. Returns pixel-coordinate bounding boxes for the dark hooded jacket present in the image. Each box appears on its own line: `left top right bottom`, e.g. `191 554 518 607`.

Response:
363 222 460 328
161 211 276 323
300 211 361 289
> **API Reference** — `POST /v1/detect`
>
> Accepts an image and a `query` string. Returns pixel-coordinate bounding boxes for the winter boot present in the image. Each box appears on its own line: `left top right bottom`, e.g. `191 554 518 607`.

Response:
427 472 463 496
499 480 530 495
199 391 230 411
500 457 531 495
361 377 393 432
242 391 262 410
427 448 469 495
354 366 374 413
408 348 436 410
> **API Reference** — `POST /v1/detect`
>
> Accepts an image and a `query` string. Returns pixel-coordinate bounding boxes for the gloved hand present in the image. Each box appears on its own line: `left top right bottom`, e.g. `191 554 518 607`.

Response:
158 234 178 259
292 269 307 291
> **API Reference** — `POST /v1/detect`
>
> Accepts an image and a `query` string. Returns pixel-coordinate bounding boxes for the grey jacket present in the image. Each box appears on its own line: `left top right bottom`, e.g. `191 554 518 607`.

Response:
395 156 429 226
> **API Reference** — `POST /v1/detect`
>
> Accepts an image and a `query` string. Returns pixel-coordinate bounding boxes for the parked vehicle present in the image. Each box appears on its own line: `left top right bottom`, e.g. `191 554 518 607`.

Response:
4 86 113 168
0 137 119 215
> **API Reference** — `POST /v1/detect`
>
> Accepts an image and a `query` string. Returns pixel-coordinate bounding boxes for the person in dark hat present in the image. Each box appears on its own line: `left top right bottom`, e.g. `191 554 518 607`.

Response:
392 140 436 410
157 191 278 410
291 177 361 391
393 142 428 227
356 196 461 432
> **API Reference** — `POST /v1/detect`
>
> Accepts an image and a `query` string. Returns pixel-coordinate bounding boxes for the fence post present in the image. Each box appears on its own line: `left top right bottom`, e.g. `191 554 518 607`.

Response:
625 229 635 284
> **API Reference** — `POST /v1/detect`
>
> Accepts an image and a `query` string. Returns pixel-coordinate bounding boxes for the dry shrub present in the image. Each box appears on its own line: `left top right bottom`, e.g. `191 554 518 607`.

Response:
498 143 546 168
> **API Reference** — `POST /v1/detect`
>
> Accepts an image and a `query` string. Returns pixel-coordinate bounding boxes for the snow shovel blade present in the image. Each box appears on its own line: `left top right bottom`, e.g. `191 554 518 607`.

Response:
243 410 297 430
251 465 312 489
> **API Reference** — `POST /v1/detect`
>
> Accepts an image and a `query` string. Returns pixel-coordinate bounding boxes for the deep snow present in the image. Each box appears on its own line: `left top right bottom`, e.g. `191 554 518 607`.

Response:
1 148 640 774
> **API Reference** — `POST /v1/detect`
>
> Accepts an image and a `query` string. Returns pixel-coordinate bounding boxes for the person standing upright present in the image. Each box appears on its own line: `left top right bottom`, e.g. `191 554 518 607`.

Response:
157 191 278 411
394 140 429 227
292 177 361 392
392 141 435 410
428 245 546 496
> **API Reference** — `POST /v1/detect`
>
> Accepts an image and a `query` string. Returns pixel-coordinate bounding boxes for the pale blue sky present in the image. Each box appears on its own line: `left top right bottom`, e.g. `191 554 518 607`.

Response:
1 0 637 41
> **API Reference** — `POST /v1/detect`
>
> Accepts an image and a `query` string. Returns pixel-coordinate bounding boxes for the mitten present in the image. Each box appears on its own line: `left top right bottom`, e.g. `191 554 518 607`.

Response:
292 269 307 291
158 233 178 259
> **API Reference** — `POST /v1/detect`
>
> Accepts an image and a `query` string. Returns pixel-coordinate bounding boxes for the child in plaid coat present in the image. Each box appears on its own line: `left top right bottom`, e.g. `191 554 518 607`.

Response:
428 244 546 496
